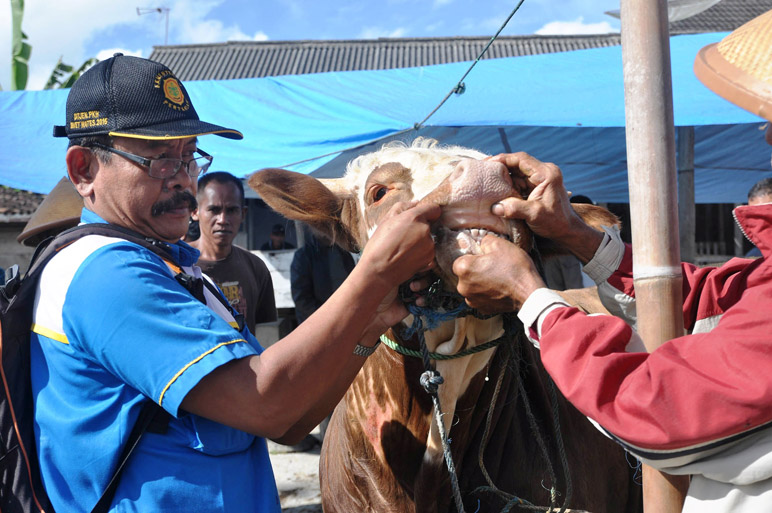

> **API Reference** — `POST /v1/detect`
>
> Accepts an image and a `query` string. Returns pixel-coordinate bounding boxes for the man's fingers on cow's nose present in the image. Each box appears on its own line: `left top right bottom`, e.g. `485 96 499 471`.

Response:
516 155 561 186
491 197 526 219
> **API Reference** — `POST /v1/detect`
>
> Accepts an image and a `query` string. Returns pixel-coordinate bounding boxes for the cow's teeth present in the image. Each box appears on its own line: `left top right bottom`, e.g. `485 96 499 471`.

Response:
460 228 510 242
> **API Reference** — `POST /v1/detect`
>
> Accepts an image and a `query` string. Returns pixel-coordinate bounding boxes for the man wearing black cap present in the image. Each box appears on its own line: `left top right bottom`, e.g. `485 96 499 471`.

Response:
450 10 772 513
33 54 440 512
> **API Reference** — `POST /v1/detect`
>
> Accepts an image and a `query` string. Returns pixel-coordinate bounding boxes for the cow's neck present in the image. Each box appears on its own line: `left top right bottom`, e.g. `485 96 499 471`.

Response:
396 315 504 464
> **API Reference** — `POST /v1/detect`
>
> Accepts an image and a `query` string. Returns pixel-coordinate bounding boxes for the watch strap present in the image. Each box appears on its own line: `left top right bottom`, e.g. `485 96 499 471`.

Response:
353 339 381 357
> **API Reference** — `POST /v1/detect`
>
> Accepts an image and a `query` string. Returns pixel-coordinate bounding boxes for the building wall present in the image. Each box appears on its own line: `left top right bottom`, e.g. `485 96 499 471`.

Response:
0 224 36 275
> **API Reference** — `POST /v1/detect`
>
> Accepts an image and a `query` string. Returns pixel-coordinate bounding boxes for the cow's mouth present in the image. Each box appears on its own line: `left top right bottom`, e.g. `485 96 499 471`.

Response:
444 227 512 256
396 226 512 325
430 224 523 294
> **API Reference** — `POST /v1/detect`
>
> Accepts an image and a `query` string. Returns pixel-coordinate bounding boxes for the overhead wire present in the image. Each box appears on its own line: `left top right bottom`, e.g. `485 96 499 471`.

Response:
276 0 526 170
413 0 526 130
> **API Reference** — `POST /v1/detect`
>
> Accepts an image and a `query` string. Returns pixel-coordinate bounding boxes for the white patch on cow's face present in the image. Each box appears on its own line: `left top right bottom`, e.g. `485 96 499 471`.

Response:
343 145 476 240
341 141 531 288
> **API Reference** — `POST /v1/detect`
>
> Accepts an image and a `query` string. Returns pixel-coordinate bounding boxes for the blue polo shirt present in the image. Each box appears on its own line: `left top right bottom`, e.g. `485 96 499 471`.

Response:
30 209 280 512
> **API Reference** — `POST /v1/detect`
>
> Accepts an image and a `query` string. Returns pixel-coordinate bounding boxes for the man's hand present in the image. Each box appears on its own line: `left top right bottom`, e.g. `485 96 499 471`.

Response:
453 234 545 314
486 152 604 263
360 201 441 328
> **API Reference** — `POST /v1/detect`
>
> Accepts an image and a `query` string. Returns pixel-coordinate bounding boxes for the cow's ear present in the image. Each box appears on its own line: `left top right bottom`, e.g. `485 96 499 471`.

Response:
536 204 620 257
247 168 361 252
571 203 620 232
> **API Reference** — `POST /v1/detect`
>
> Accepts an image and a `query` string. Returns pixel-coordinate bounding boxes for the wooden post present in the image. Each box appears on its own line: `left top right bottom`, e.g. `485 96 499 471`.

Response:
619 0 691 510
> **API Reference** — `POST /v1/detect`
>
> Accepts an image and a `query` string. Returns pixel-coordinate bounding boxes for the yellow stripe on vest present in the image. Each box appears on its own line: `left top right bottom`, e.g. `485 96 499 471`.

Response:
31 323 69 345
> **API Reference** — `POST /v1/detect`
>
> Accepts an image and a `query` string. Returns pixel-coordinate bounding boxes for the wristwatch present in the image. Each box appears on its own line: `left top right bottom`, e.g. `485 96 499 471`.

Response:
353 339 381 357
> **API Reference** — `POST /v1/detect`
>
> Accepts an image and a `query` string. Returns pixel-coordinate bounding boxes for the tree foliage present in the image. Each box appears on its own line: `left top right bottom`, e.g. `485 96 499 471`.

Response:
44 57 98 89
9 0 31 90
5 0 96 91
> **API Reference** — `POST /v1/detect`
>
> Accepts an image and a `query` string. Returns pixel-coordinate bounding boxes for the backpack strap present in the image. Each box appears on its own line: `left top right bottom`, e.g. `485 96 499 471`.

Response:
90 401 164 513
160 252 245 332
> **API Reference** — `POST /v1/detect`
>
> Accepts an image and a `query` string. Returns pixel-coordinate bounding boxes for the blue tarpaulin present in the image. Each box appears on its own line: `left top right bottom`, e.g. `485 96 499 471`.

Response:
0 32 768 202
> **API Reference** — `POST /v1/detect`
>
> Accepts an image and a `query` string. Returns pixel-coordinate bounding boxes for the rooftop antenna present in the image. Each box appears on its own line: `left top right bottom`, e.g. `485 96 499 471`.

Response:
137 7 171 45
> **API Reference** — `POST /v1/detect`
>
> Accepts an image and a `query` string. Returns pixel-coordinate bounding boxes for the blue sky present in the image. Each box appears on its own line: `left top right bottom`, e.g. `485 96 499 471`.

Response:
1 0 622 90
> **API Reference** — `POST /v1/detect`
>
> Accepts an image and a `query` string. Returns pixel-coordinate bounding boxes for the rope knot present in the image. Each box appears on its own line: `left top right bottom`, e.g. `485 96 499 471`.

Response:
420 370 444 395
420 370 445 395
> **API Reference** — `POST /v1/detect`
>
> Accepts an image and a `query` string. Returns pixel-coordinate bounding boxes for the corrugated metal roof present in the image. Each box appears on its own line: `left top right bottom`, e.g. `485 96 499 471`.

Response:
668 0 772 33
150 35 624 81
148 0 771 81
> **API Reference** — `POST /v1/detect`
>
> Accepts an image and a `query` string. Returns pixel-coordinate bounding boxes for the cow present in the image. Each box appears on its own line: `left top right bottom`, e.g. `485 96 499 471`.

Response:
249 138 643 513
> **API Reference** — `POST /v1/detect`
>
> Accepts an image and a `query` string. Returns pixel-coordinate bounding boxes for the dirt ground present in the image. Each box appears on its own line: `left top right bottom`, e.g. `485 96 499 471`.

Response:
268 428 323 513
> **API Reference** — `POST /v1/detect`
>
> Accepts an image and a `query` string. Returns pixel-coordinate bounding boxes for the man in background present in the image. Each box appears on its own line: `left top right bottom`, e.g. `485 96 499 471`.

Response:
290 227 357 444
261 223 295 250
191 171 277 333
745 177 772 257
291 226 356 324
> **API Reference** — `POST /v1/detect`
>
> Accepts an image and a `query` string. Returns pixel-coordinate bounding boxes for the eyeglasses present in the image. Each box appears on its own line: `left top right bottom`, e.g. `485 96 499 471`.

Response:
90 143 213 179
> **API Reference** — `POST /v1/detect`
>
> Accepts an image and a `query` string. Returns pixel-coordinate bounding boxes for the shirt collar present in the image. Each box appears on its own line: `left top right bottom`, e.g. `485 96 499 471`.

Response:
79 208 200 266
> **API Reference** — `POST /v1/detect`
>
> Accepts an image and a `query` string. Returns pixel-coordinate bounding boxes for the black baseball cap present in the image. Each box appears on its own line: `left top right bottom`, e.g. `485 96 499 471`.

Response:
53 54 243 140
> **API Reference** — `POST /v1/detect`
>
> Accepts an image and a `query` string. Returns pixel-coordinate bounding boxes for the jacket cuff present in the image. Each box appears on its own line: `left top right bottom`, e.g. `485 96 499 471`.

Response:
517 288 570 347
583 226 625 284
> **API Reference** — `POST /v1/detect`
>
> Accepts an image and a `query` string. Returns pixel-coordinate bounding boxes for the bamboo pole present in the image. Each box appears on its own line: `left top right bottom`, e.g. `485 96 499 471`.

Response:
619 0 690 511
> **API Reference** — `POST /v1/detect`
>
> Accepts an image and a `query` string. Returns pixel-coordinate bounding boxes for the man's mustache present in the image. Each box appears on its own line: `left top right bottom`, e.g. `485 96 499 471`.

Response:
151 191 198 217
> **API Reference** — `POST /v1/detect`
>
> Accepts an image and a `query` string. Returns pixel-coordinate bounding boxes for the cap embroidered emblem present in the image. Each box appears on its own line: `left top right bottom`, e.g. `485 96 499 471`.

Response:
153 69 190 111
163 78 185 105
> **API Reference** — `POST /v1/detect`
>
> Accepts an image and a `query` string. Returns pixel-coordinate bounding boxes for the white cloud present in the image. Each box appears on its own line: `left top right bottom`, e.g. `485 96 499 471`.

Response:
2 1 148 89
164 0 271 43
1 0 169 89
95 48 144 61
359 26 407 39
535 16 618 35
0 0 265 90
433 0 453 7
0 11 11 90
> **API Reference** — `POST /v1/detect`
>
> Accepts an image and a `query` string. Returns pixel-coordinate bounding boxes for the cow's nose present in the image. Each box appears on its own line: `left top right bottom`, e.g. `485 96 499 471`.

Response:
447 159 516 202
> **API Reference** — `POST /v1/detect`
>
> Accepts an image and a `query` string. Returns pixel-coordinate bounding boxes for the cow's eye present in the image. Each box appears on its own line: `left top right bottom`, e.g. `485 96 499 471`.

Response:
373 186 388 202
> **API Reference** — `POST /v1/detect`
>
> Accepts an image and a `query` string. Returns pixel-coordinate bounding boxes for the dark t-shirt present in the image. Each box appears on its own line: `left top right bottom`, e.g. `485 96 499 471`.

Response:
197 245 277 334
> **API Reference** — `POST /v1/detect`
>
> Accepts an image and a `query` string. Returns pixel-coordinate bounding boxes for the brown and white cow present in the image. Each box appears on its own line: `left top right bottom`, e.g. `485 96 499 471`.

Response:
249 138 642 513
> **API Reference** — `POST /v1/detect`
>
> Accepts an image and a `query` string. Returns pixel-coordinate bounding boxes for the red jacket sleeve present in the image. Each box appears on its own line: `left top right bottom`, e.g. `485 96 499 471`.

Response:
606 243 762 332
538 250 772 466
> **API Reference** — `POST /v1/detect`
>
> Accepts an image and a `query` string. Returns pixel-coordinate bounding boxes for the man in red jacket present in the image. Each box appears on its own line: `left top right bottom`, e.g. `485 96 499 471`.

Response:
451 9 772 513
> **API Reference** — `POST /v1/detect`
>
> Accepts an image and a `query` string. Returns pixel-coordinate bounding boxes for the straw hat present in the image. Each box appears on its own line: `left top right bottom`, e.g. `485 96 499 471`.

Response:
17 178 83 247
694 8 772 122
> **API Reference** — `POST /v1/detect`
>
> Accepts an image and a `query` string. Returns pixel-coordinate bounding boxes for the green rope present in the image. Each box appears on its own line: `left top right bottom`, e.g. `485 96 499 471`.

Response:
380 332 504 360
